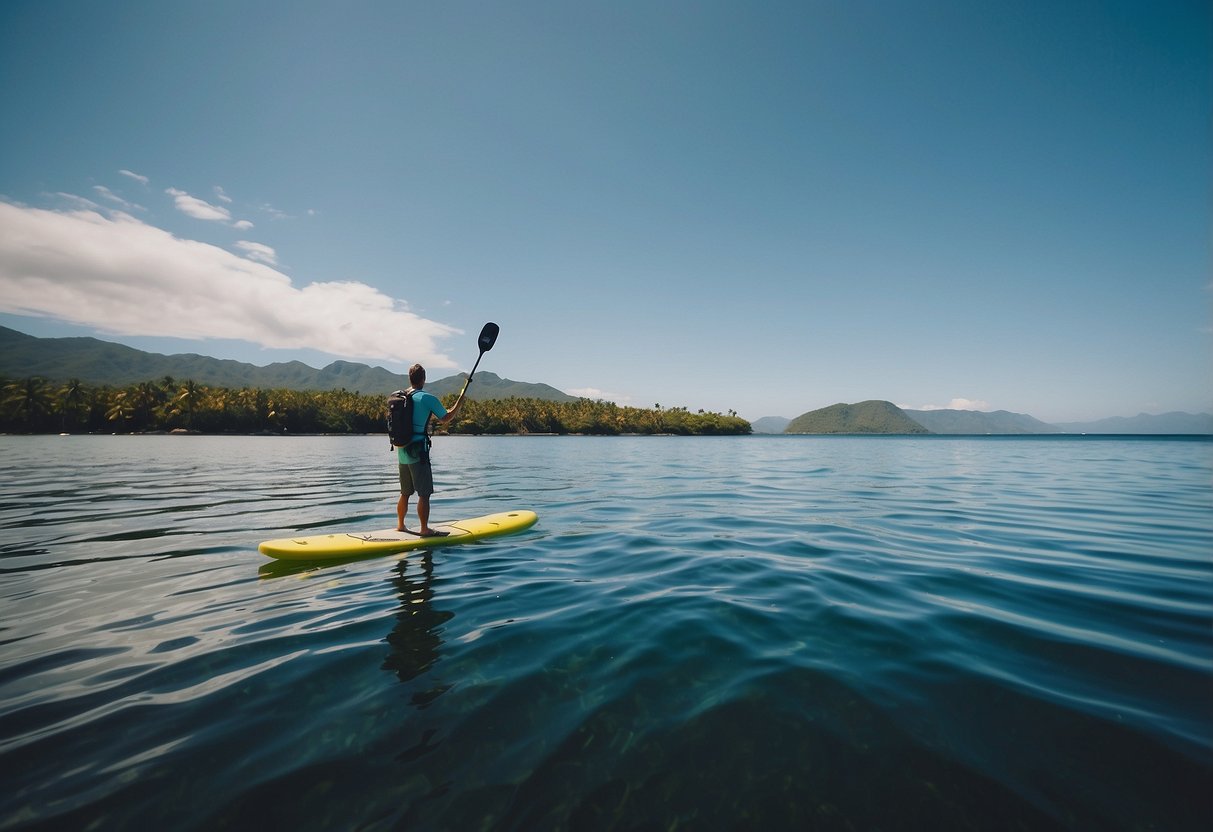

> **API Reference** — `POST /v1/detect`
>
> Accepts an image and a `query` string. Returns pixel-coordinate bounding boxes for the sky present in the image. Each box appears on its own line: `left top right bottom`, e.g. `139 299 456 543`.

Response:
0 0 1209 423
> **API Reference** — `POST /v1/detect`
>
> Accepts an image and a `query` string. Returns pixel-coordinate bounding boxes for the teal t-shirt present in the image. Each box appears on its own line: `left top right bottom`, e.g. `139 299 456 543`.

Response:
396 389 447 465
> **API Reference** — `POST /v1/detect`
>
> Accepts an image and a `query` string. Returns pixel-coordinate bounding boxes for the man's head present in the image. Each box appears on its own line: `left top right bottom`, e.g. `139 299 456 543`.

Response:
408 364 426 389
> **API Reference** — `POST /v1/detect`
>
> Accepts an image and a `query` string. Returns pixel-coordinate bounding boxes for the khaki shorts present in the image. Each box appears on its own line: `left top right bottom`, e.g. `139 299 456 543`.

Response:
399 460 434 497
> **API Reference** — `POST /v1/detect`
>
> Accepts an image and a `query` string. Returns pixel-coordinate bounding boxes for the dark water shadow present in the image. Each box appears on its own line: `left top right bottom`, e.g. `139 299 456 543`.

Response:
255 547 435 579
382 553 456 708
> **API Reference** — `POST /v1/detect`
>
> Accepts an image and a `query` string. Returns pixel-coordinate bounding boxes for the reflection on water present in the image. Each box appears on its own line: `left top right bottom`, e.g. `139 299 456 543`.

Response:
0 434 1210 831
383 553 454 706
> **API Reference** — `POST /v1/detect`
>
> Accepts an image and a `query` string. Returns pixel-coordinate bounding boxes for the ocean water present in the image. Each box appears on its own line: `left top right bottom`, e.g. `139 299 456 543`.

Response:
0 434 1209 831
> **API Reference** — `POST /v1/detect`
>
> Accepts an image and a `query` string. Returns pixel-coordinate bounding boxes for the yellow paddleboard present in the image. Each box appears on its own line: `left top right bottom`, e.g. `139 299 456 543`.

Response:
258 510 537 560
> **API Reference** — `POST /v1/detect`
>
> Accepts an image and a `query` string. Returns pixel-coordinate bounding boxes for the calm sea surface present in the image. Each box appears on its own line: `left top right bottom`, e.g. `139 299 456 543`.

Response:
0 434 1209 830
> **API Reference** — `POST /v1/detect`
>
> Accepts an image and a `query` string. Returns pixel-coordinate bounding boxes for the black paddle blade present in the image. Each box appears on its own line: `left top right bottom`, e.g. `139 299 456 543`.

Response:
463 322 500 389
478 322 500 352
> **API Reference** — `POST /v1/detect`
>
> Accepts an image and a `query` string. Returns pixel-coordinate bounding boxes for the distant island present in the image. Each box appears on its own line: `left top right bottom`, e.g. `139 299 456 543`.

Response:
786 401 928 435
761 400 1212 436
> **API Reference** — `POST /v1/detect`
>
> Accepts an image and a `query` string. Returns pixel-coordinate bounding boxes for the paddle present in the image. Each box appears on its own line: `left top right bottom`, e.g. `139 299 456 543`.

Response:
459 322 499 398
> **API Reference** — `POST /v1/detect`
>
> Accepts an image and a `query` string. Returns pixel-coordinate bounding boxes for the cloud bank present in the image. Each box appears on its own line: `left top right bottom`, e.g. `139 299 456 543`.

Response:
568 387 631 404
0 200 459 368
911 398 994 412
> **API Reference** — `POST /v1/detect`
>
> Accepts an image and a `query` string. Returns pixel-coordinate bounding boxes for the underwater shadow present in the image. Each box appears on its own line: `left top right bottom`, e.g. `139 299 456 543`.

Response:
382 552 456 707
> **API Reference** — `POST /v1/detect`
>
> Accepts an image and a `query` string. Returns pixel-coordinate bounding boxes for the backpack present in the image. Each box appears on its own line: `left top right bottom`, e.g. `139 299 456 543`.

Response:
386 389 415 449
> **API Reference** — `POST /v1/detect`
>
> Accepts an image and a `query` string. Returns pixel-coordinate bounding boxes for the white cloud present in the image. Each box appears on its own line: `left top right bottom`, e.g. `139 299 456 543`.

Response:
166 187 231 222
119 169 149 186
0 199 459 368
912 398 994 412
568 387 629 403
235 240 277 265
214 186 232 204
258 203 290 220
53 192 102 211
93 185 143 212
166 187 254 229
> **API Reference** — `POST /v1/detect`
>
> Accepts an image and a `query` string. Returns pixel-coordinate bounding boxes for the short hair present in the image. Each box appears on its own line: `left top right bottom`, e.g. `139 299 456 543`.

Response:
408 364 425 387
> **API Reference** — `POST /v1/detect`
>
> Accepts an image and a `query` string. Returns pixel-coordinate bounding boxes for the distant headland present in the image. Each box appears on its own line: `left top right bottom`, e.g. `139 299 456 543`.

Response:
756 400 1212 436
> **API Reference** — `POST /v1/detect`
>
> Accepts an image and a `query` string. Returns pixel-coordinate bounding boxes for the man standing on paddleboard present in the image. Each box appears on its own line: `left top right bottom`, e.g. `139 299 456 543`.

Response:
396 364 466 537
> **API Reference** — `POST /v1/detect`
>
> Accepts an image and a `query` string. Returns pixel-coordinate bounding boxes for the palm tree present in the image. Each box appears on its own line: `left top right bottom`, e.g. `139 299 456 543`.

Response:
55 378 88 432
106 390 134 430
174 380 204 428
131 382 165 430
250 388 271 430
3 377 54 430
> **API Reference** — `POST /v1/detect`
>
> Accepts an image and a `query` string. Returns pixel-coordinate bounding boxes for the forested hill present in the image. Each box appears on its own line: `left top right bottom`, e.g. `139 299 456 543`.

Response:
0 326 573 402
426 372 575 403
786 401 929 434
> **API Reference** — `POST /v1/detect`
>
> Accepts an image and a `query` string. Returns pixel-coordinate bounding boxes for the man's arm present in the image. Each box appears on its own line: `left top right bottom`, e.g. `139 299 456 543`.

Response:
436 388 467 425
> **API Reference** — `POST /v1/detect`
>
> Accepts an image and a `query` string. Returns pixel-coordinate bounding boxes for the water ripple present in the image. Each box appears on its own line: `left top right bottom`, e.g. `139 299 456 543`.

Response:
0 435 1209 830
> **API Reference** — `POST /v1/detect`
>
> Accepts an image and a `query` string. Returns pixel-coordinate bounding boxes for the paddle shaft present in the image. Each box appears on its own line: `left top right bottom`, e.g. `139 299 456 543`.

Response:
458 355 483 398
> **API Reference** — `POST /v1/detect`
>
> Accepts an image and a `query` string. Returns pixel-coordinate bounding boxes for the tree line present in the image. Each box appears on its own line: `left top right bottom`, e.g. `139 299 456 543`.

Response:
0 377 751 436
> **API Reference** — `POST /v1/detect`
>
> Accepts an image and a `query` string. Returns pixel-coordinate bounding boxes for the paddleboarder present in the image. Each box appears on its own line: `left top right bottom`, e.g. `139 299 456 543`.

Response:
396 363 466 537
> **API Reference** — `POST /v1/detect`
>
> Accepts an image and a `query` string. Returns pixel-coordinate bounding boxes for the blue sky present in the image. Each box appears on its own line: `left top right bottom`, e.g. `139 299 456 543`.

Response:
1 0 1208 422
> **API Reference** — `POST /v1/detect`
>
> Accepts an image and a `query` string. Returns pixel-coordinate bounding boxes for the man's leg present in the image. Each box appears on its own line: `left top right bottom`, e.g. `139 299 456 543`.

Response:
417 494 431 534
397 492 410 532
415 456 441 535
417 496 449 536
398 463 415 532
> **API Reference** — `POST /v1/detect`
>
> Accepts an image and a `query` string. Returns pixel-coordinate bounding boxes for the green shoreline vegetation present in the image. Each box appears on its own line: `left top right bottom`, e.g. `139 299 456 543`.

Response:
0 377 751 437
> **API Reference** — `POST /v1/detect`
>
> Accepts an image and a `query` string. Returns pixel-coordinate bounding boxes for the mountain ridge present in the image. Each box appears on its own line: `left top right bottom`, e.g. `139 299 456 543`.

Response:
750 416 791 434
771 403 1211 435
1050 412 1213 434
0 325 576 402
904 408 1059 434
